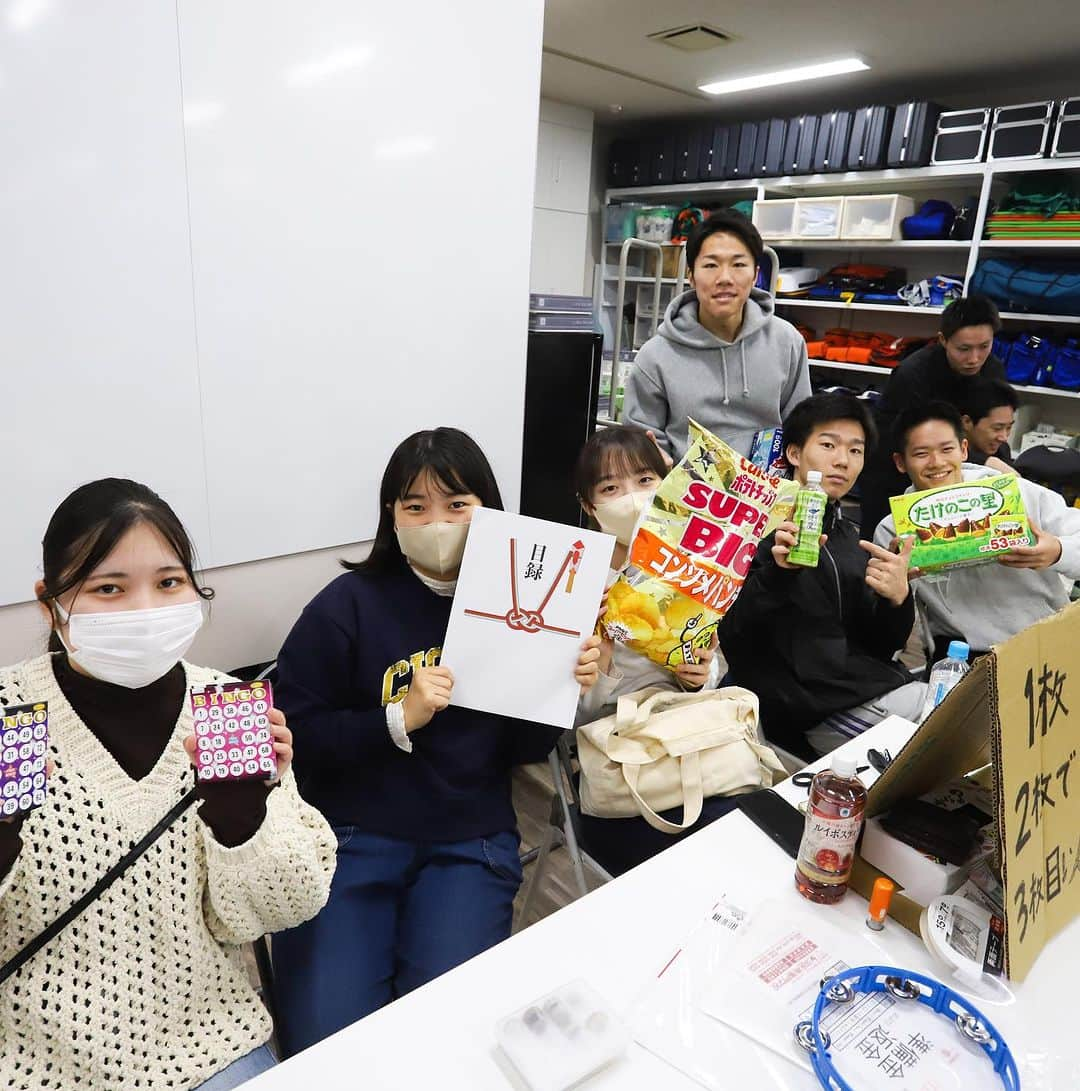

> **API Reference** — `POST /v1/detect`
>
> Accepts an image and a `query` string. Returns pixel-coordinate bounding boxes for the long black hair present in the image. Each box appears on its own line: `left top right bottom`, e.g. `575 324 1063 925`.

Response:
343 428 503 574
38 478 214 651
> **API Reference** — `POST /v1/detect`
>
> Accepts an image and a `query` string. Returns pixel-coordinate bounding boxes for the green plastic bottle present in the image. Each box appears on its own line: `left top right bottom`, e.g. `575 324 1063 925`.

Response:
788 470 828 568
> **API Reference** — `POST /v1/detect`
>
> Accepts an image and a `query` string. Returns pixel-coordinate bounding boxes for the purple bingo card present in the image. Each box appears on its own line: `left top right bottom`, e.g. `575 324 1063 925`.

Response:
1 701 49 818
189 680 277 783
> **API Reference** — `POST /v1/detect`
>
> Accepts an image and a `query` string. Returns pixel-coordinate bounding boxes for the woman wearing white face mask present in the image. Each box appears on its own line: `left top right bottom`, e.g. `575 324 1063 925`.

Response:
0 479 335 1091
270 427 602 1055
573 427 739 876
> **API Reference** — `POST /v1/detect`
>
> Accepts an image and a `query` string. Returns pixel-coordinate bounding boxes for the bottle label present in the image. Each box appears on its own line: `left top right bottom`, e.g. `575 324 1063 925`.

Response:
790 490 826 565
794 494 824 532
797 807 862 885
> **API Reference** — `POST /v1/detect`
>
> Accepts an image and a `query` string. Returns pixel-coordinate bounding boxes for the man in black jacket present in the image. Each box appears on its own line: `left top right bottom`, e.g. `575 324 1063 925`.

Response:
860 295 1006 533
720 392 925 757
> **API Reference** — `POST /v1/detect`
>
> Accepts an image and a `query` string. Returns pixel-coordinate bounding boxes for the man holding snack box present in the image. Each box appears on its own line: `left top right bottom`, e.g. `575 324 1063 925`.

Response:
875 401 1080 661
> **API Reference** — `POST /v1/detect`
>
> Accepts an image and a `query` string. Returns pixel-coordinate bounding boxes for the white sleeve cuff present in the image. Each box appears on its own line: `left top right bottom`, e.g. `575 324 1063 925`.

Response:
386 700 413 753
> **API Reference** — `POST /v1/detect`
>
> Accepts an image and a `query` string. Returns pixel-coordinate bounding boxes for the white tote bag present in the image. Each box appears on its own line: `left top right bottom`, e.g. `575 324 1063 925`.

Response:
577 686 784 834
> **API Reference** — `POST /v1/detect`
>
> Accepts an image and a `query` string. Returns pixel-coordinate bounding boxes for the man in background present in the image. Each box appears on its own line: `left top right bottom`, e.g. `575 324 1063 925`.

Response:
860 295 1006 532
959 378 1018 471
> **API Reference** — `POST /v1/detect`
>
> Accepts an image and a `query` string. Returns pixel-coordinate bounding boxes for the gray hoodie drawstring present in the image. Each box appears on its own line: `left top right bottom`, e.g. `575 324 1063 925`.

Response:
720 346 730 405
740 341 749 398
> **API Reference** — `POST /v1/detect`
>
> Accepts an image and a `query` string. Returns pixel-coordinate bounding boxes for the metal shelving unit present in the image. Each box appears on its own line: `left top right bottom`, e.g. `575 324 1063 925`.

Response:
598 156 1080 432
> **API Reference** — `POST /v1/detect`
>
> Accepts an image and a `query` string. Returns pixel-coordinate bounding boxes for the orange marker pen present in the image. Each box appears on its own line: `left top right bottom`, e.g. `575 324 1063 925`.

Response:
866 877 895 931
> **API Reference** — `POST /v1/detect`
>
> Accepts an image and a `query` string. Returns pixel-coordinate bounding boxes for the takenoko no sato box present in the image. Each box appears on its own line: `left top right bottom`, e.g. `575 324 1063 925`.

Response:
889 473 1035 573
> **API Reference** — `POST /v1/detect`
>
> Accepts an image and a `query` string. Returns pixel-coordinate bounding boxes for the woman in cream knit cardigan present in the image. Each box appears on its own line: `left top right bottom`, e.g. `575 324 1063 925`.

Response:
0 479 336 1090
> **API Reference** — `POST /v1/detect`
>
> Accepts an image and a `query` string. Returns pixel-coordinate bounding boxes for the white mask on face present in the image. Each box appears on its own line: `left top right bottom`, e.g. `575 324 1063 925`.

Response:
395 521 469 578
593 490 654 546
54 600 205 689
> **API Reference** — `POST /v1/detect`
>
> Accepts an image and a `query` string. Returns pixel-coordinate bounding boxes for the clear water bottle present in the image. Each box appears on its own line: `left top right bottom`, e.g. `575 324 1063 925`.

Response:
919 640 971 722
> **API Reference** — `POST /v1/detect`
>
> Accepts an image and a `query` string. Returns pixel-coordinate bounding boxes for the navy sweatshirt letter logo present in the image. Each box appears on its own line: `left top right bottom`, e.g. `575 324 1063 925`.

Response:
381 647 442 705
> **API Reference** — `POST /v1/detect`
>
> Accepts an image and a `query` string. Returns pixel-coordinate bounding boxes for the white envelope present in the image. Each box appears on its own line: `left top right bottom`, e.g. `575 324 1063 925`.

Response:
441 508 614 728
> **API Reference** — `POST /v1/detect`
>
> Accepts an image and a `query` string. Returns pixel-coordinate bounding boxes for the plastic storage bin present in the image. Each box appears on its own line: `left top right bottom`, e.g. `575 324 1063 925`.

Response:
635 207 677 243
605 204 643 243
752 199 797 240
841 194 916 240
794 196 845 240
643 244 685 279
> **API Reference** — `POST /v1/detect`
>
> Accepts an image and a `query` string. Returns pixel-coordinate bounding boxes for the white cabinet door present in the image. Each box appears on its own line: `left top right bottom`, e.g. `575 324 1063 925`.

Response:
530 208 588 295
535 121 592 215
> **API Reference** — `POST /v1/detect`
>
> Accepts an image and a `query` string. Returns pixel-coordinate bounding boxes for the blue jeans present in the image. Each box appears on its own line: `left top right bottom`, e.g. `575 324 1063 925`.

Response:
272 827 522 1057
193 1044 276 1089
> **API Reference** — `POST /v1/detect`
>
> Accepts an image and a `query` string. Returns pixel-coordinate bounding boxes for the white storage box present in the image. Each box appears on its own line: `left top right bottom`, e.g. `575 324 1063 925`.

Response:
793 196 844 240
751 199 797 240
776 266 821 293
1020 428 1075 453
861 776 996 906
841 194 915 240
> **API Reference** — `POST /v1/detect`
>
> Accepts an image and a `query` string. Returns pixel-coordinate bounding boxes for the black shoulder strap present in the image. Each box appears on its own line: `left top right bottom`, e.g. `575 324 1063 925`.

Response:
0 787 198 986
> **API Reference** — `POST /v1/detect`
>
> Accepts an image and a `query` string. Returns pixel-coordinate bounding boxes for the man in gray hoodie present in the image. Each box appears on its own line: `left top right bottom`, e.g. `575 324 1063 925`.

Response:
622 210 811 461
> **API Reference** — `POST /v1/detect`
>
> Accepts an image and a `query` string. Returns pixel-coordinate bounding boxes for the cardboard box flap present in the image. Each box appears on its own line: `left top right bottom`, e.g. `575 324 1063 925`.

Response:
865 655 993 820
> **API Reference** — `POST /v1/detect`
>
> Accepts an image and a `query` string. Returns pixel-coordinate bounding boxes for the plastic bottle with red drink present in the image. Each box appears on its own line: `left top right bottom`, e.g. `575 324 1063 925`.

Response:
795 755 867 904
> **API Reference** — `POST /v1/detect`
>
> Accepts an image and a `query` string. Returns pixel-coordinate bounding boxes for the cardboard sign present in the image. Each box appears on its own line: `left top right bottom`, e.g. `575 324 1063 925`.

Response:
441 508 614 729
851 601 1080 980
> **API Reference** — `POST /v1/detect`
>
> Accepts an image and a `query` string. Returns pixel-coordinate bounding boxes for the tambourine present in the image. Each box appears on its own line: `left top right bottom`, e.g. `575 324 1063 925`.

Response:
794 964 1019 1091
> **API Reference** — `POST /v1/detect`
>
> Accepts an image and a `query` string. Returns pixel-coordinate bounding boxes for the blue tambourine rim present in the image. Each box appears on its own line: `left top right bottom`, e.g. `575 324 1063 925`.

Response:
806 964 1020 1091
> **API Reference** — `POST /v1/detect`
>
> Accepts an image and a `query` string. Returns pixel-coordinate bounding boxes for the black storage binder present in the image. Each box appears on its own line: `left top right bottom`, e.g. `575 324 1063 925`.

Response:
847 105 894 170
886 102 942 168
645 133 676 184
673 125 703 182
784 115 818 174
758 118 788 176
813 111 851 173
607 139 641 188
731 121 760 178
825 109 853 172
1052 98 1080 158
988 101 1055 160
698 123 735 181
811 112 834 173
931 109 990 164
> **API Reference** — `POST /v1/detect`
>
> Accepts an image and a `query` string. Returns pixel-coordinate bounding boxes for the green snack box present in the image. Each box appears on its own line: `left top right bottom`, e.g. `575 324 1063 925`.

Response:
889 473 1035 573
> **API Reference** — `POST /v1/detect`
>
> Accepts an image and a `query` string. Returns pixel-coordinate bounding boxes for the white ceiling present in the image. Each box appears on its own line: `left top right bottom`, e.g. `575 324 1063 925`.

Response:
541 0 1080 123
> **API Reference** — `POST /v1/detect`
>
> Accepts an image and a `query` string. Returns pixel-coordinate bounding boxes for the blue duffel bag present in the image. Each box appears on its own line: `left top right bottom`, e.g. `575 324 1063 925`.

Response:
1005 334 1054 386
900 200 956 240
969 257 1080 316
1051 340 1080 391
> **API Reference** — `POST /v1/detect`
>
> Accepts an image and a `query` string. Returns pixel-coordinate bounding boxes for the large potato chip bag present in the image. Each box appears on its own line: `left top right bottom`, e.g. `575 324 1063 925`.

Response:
602 419 795 671
889 472 1035 574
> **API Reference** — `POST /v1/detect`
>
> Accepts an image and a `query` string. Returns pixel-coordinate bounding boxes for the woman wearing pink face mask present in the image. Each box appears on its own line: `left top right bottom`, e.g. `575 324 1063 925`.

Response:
0 479 336 1091
572 426 738 875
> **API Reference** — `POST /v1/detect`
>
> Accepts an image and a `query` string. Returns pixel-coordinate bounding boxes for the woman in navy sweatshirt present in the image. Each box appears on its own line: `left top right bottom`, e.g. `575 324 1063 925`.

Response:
271 428 601 1055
